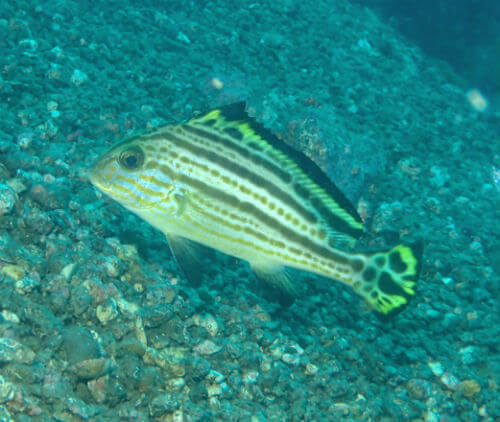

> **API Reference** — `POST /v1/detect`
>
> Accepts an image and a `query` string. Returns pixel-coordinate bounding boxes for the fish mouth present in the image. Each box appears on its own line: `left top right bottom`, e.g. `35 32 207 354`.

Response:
87 156 116 192
87 167 111 193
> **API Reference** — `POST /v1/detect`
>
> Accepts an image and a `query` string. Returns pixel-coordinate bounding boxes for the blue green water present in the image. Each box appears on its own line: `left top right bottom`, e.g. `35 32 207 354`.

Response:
0 0 498 420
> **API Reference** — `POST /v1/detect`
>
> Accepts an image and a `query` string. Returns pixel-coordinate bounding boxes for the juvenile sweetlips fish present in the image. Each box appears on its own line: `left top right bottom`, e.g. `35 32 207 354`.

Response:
89 102 422 319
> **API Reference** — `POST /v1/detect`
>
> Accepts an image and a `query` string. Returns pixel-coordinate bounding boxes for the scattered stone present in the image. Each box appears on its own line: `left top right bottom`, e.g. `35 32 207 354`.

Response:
0 338 35 365
62 326 102 364
149 393 179 416
71 358 113 380
96 298 118 325
194 340 221 356
460 379 481 398
407 378 432 400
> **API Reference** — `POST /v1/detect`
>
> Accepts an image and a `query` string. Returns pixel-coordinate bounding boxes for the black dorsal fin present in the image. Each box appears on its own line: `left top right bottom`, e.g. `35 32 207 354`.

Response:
189 102 364 245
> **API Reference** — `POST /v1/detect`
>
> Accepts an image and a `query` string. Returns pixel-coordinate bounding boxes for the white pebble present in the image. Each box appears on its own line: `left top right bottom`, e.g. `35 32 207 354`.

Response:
71 69 89 86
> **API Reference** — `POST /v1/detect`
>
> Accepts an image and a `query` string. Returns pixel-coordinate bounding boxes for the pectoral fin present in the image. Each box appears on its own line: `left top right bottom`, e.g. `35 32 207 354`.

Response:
251 262 299 307
167 235 213 287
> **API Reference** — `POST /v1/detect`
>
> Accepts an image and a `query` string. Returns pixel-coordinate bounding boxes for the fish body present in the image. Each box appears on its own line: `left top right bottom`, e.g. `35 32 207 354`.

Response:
89 102 422 318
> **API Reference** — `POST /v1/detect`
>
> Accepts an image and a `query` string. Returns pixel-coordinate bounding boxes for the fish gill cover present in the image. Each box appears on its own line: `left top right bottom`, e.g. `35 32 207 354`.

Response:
0 0 499 421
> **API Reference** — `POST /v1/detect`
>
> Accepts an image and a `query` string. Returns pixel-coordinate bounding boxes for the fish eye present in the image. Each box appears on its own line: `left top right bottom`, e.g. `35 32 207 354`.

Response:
118 147 144 170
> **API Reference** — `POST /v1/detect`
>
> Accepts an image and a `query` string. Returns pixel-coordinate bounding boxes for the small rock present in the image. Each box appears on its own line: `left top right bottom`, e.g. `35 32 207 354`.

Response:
149 393 179 416
0 375 15 403
187 357 211 382
1 264 25 281
460 379 481 398
167 378 186 392
62 326 101 364
87 375 107 403
61 263 76 281
72 358 113 380
206 370 225 384
0 338 35 364
18 39 38 51
70 69 89 86
15 276 40 294
281 353 301 365
428 361 444 377
206 383 222 397
172 410 184 422
0 310 19 324
407 378 432 400
194 340 221 355
242 370 259 384
119 337 146 357
144 347 187 377
116 298 140 316
440 372 459 391
305 363 319 375
459 346 481 365
193 313 218 337
64 397 100 419
0 405 12 420
96 298 118 325
134 316 147 348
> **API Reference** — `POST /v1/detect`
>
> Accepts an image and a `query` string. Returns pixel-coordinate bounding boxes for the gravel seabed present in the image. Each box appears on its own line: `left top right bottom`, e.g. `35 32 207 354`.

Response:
0 0 499 421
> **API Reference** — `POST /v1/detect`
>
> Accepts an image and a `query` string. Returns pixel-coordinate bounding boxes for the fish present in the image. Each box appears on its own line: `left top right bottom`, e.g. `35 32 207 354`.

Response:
89 102 422 319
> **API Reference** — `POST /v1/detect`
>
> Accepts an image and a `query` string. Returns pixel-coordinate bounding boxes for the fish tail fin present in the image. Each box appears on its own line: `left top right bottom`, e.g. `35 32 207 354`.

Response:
351 241 423 320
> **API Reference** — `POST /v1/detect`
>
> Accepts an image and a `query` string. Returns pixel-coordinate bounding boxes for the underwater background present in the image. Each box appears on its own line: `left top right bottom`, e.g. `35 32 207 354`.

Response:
0 0 499 420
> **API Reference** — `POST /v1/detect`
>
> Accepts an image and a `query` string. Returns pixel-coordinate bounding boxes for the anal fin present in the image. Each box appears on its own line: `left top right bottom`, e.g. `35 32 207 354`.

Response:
251 262 299 307
167 235 214 287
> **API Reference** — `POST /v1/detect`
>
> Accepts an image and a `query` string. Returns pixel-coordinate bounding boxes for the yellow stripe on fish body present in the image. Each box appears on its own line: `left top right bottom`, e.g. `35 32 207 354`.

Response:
89 102 422 319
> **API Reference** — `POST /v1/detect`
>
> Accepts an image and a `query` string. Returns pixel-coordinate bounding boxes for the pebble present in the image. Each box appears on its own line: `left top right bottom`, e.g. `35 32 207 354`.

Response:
62 326 102 364
206 383 222 397
0 310 20 324
64 397 100 419
144 347 187 377
192 313 219 337
116 297 140 316
407 378 432 400
206 370 225 384
0 376 15 403
172 410 184 422
0 405 12 421
60 263 76 281
428 361 444 377
0 265 25 281
281 352 301 365
15 276 40 294
167 377 186 392
70 69 89 86
0 184 17 214
305 363 319 375
0 338 35 364
16 133 32 150
242 370 259 384
96 298 118 325
459 345 481 365
71 358 113 380
118 337 146 357
87 375 108 403
18 39 38 51
460 379 481 397
440 372 459 391
194 340 221 355
188 356 211 381
149 393 179 416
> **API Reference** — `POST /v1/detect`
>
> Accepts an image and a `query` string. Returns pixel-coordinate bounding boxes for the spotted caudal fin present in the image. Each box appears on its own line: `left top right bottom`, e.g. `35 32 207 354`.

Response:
352 241 423 319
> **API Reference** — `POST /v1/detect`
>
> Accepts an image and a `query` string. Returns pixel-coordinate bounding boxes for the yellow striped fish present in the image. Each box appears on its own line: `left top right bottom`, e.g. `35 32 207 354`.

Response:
89 102 422 319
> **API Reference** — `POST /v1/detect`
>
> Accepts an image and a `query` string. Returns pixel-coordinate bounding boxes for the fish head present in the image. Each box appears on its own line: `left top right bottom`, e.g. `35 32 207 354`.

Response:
89 136 174 212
